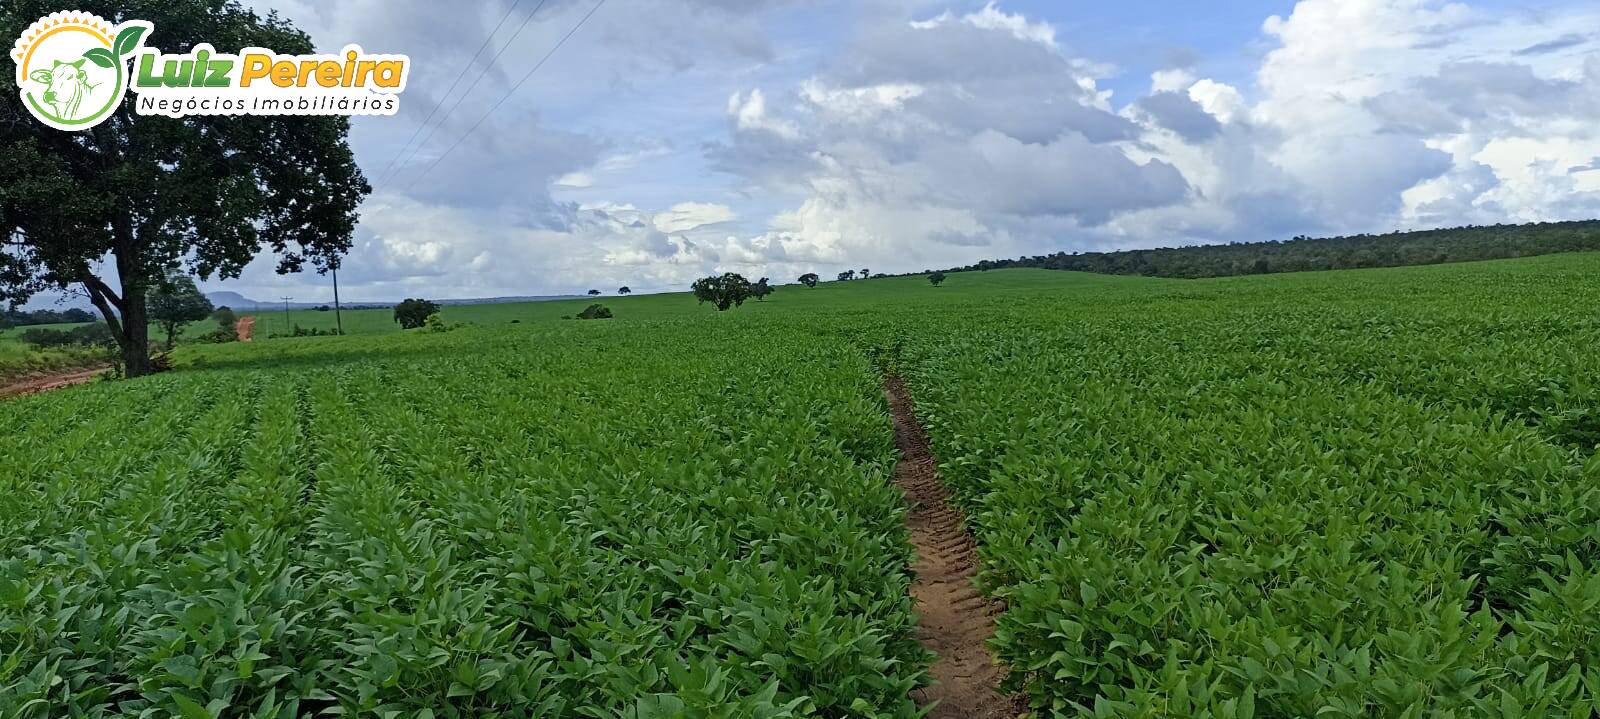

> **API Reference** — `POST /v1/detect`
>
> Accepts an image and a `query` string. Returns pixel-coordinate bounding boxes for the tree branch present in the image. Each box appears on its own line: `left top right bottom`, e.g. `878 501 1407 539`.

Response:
81 276 124 341
81 274 124 310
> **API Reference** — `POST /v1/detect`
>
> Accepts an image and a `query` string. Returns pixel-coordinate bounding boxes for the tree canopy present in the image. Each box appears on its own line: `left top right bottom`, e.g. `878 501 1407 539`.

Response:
798 273 819 288
0 0 369 375
394 298 440 329
691 273 753 311
148 270 213 349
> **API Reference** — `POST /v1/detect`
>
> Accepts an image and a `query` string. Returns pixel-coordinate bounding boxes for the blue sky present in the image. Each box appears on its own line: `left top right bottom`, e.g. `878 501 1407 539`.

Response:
78 0 1600 304
1015 1 1290 91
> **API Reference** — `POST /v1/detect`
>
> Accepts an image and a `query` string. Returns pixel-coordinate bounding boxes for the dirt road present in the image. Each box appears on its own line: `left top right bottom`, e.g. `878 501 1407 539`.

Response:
0 367 107 399
884 375 1017 718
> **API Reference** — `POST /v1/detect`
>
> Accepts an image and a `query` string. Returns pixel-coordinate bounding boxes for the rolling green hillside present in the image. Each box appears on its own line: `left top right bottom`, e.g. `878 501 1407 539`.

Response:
238 268 1152 337
4 253 1599 717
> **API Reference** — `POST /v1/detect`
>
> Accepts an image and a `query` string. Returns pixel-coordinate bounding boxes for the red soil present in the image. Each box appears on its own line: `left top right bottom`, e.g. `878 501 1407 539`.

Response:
0 366 107 399
885 375 1020 718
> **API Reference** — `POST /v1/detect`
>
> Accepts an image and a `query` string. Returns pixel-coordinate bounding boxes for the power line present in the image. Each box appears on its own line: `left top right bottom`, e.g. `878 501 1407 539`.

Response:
385 0 555 188
375 0 528 185
402 0 608 193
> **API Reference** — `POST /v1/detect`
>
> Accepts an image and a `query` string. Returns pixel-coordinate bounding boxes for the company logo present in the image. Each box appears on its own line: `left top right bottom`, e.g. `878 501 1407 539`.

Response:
11 11 410 132
10 11 149 131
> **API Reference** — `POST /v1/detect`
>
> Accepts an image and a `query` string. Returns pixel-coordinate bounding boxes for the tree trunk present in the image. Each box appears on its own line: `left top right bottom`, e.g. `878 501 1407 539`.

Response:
120 289 153 378
107 197 153 377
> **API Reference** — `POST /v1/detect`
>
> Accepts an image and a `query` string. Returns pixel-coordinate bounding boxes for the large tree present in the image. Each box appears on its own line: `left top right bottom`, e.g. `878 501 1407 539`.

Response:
393 298 439 329
0 0 369 376
691 273 753 311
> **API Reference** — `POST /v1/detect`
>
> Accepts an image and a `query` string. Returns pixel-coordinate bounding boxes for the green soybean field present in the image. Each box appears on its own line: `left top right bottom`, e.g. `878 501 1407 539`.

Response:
3 253 1599 718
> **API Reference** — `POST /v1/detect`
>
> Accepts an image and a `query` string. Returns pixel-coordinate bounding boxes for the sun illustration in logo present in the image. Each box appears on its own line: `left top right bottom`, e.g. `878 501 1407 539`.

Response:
10 11 150 131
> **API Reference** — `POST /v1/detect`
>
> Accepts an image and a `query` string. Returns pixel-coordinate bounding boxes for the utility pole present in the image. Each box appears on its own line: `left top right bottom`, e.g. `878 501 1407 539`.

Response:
280 296 293 335
332 267 343 335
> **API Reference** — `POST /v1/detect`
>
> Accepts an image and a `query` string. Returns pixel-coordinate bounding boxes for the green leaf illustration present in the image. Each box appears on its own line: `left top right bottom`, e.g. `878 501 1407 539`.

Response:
113 25 147 57
82 48 116 69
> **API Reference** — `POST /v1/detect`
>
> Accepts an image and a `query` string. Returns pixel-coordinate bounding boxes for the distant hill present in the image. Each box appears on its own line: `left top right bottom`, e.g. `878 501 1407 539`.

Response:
944 220 1600 279
205 291 274 310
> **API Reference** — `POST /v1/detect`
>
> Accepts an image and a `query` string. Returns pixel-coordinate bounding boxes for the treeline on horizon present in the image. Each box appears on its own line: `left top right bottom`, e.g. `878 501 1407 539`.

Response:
943 221 1600 279
0 307 97 329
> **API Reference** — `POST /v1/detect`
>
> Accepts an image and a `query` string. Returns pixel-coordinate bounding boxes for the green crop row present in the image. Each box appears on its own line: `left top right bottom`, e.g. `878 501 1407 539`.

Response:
0 321 927 717
897 256 1600 716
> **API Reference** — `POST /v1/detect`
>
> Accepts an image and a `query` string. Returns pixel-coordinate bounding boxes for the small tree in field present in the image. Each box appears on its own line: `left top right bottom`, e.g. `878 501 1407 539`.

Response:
588 289 602 296
691 273 753 311
148 271 214 349
799 273 819 288
422 313 452 333
209 306 238 342
837 270 855 282
576 304 613 320
618 286 632 295
929 271 947 286
752 277 775 301
861 268 870 279
394 298 440 329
